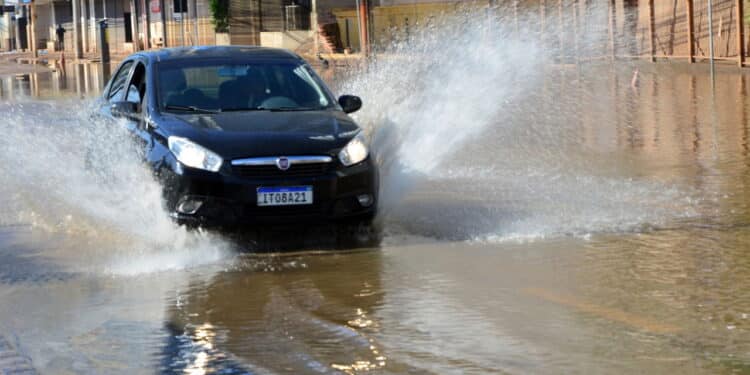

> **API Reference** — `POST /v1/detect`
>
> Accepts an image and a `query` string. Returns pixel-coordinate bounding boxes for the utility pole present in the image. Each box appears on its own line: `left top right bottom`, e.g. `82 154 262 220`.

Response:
708 0 715 81
736 0 744 67
160 0 167 47
192 0 197 45
356 0 369 55
311 0 317 55
687 0 694 63
141 0 149 48
179 0 185 46
14 7 22 51
50 0 57 45
29 2 37 57
72 0 83 58
129 0 139 50
80 0 87 52
608 0 616 60
89 0 96 52
648 0 655 61
24 4 30 51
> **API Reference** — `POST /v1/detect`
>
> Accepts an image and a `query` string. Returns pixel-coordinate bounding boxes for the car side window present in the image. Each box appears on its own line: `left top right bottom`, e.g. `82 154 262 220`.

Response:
108 61 134 102
125 63 147 108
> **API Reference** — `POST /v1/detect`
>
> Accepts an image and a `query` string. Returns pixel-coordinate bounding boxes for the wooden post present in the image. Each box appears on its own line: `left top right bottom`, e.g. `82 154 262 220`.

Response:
573 0 579 63
358 0 369 56
50 0 56 47
89 0 96 52
558 0 564 62
540 0 545 42
72 0 83 58
142 0 151 48
609 0 616 60
29 2 37 58
648 0 656 62
130 0 140 50
513 0 519 36
737 0 745 67
741 76 748 153
160 0 167 47
312 0 318 56
14 10 22 52
24 6 30 52
687 0 695 63
191 0 197 45
80 0 87 52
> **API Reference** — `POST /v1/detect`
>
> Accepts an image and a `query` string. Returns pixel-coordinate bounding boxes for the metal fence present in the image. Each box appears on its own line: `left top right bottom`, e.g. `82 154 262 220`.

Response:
526 0 750 66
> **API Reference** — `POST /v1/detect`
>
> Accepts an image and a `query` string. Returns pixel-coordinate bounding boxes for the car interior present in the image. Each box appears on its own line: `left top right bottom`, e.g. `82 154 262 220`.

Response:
159 64 327 111
125 63 147 112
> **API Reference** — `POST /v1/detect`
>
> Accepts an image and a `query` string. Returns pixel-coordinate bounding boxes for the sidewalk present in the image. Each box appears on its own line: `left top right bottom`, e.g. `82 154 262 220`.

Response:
0 49 123 77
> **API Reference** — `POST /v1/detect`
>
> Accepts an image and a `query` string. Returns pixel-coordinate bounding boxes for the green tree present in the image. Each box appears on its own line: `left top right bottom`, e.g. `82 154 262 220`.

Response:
210 0 230 33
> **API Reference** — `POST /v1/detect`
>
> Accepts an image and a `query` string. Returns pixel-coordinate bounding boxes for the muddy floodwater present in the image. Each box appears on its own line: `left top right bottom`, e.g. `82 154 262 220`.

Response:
1 59 750 374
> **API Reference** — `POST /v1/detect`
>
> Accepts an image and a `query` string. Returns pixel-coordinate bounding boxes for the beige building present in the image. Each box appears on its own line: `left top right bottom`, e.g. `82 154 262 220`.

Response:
1 0 494 56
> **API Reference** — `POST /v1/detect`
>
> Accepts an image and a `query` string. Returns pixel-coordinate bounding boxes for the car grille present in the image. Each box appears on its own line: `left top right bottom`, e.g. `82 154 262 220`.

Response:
232 163 331 179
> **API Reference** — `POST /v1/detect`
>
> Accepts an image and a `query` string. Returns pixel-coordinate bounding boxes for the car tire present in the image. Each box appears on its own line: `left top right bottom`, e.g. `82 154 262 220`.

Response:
337 216 382 248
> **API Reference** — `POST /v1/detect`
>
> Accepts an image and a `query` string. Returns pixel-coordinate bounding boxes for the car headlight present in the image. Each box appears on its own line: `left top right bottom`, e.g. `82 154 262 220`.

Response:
168 136 223 172
338 131 369 167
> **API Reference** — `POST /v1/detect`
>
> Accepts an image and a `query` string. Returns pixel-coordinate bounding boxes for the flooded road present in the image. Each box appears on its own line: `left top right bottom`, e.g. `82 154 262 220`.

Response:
2 56 750 373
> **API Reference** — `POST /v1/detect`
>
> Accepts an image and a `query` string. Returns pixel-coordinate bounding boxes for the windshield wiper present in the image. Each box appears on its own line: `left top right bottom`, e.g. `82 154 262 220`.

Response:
218 106 323 112
164 104 220 114
260 106 322 112
219 107 271 112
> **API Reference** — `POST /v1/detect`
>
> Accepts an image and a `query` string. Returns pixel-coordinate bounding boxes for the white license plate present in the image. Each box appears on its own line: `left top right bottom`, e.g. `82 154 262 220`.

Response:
257 186 313 206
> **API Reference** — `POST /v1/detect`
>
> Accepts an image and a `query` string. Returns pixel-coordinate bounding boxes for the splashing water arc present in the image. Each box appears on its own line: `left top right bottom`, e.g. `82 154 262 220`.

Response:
0 4 699 264
0 101 228 274
338 5 698 241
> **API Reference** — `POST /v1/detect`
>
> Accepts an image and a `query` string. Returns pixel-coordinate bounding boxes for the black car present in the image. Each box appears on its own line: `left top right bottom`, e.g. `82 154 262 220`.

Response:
96 46 378 227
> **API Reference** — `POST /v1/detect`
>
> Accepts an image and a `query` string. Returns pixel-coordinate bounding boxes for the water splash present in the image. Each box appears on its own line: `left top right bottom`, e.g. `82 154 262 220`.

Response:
0 100 229 274
336 5 700 242
0 5 703 254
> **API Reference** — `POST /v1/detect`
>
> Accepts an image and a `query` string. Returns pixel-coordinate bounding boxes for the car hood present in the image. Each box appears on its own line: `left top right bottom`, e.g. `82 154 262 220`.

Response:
161 110 361 160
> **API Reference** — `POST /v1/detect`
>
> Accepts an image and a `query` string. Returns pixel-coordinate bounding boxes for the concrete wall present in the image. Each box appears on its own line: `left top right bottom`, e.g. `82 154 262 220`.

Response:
48 0 132 54
0 13 12 51
377 0 458 5
32 3 52 49
2 0 213 53
260 30 313 50
163 0 216 47
633 0 742 59
333 1 460 51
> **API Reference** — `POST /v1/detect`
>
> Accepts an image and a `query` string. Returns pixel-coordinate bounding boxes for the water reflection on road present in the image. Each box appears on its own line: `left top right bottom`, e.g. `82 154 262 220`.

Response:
0 61 750 374
0 63 110 100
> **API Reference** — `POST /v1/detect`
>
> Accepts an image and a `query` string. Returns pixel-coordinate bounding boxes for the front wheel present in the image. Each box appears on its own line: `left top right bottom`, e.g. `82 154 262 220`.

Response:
337 216 382 248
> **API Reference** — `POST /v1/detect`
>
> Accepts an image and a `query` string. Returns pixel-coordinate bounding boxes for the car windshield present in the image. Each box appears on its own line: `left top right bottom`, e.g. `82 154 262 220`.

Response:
157 61 335 112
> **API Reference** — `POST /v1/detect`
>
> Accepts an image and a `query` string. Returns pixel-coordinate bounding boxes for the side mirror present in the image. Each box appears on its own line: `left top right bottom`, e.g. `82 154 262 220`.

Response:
110 101 138 118
338 95 362 114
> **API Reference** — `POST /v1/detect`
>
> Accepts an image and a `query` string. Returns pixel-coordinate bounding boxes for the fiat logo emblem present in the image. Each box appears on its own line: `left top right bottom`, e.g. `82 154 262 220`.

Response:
276 157 291 171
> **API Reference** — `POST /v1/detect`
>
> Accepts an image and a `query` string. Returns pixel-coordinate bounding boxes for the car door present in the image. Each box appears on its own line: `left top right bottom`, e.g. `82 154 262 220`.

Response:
121 60 157 162
85 60 136 170
101 58 155 162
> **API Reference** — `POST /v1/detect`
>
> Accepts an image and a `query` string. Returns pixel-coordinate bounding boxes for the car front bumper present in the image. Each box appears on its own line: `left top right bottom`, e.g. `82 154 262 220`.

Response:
160 158 379 226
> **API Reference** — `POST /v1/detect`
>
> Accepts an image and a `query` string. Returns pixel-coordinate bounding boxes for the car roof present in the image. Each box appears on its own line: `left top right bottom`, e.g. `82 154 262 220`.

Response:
132 46 305 64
